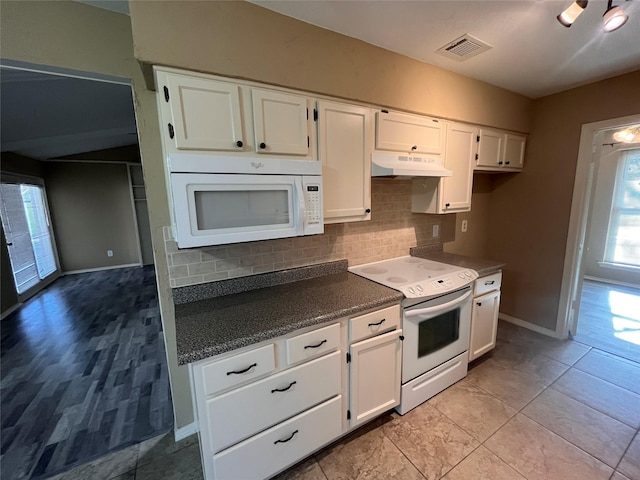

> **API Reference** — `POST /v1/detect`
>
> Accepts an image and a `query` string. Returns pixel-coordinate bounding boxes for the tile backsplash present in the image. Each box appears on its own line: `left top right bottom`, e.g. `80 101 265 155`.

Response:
164 178 445 288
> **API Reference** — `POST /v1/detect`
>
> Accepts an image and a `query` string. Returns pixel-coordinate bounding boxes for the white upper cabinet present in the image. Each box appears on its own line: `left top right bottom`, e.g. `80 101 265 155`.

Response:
251 89 312 156
375 111 445 155
476 128 526 171
503 133 526 169
411 122 477 214
162 72 245 152
317 100 373 223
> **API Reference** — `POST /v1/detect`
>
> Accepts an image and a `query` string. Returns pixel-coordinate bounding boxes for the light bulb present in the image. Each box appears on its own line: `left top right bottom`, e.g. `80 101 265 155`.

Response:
603 5 628 32
557 1 589 27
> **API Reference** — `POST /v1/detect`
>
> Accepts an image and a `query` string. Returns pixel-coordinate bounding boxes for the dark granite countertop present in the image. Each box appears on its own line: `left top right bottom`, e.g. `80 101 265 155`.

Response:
174 270 403 365
411 246 505 277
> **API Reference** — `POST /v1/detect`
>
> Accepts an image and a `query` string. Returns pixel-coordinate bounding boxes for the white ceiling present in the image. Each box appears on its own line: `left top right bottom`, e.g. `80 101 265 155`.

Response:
250 0 640 98
0 68 137 160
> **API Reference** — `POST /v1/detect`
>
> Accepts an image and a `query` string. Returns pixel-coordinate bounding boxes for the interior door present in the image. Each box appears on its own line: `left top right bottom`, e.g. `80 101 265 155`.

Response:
0 181 60 300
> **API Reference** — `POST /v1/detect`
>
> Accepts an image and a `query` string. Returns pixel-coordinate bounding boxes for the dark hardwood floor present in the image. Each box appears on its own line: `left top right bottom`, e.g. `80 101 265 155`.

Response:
574 279 640 364
0 266 173 479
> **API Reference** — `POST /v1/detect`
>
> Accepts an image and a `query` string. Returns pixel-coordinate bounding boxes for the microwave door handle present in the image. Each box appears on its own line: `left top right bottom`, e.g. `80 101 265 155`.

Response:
294 180 306 234
404 290 472 319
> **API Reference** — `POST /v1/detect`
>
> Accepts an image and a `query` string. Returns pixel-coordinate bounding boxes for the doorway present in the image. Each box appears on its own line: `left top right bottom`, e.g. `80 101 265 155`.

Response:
559 116 640 363
0 176 60 301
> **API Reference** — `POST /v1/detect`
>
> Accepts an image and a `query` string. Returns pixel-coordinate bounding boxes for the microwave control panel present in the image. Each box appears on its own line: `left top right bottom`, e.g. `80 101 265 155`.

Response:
305 185 322 224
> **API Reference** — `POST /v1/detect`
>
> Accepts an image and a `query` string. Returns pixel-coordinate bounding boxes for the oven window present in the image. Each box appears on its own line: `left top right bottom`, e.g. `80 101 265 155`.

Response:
417 309 460 358
194 189 290 230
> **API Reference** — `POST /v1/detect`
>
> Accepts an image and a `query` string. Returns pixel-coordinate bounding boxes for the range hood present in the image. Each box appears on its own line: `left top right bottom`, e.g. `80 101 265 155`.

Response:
371 153 452 177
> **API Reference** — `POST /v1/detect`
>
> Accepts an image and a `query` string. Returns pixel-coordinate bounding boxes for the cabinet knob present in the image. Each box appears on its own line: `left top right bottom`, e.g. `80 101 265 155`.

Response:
236 140 243 148
445 203 450 208
365 208 371 214
476 302 482 306
411 145 417 151
505 161 510 165
498 161 503 165
259 142 267 149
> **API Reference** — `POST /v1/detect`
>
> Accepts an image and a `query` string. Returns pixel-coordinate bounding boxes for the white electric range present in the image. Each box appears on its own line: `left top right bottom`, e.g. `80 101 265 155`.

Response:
349 256 478 414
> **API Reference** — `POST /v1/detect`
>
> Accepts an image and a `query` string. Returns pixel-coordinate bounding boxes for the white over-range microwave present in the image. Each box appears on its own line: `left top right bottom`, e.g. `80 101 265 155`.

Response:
168 154 324 248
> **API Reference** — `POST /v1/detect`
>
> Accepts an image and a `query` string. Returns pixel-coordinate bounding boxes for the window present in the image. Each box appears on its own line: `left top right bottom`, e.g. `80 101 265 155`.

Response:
604 148 640 268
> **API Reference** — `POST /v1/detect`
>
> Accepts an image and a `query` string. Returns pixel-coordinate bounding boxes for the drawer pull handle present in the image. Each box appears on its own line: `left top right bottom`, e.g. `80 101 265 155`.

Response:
226 363 257 376
368 319 386 327
304 340 327 350
271 381 297 393
274 430 299 445
484 280 495 285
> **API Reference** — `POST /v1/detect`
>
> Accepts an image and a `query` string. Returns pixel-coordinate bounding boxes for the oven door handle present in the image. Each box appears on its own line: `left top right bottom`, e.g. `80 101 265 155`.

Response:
404 290 472 318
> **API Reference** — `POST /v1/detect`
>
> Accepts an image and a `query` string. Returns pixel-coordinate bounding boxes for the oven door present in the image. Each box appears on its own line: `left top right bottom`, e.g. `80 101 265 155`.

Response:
402 286 472 383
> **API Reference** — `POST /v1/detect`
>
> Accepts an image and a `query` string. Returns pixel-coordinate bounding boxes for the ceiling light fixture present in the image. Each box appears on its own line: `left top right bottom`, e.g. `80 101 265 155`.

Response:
556 0 629 31
613 125 640 143
557 0 588 27
602 0 629 32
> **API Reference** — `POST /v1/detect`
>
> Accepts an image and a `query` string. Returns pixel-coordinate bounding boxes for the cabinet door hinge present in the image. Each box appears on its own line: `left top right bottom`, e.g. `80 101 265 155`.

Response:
163 86 170 102
346 352 351 363
168 123 175 139
475 153 478 160
307 136 310 148
313 109 318 122
306 108 309 120
347 410 351 420
381 109 389 114
476 135 480 143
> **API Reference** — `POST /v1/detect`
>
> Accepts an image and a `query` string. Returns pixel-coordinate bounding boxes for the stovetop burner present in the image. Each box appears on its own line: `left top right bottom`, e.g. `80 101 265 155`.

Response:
349 255 478 300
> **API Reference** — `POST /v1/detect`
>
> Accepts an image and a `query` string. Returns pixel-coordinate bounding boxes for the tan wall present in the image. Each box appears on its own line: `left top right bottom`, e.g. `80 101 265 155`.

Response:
584 146 640 285
129 0 532 133
44 162 139 271
485 71 640 331
444 174 494 259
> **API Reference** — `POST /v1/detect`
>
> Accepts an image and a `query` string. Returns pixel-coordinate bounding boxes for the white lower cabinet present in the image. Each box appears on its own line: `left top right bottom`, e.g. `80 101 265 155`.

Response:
349 328 402 427
213 396 342 480
469 271 502 361
193 305 402 480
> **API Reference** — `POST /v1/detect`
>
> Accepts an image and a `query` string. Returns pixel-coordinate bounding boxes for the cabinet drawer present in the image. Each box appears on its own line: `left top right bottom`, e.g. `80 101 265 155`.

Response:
207 351 341 452
286 323 340 365
350 305 400 343
213 395 342 480
474 271 502 297
200 344 275 397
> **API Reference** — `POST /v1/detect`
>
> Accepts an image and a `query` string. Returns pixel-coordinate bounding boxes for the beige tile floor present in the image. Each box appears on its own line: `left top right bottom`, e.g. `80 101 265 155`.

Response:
53 321 640 480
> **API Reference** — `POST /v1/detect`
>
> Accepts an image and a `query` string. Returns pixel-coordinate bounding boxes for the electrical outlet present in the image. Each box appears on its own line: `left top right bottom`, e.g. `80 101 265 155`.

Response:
461 220 468 233
107 250 113 257
432 224 439 237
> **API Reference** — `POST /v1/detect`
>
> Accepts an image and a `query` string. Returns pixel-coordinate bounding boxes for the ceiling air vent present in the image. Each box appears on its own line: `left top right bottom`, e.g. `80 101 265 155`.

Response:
436 34 492 61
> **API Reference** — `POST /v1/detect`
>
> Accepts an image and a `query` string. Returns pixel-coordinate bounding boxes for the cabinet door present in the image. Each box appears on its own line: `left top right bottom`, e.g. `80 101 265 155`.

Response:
440 122 477 212
376 111 445 154
164 74 244 151
469 290 501 361
317 101 372 223
476 128 503 168
503 133 526 169
349 329 402 428
252 89 311 156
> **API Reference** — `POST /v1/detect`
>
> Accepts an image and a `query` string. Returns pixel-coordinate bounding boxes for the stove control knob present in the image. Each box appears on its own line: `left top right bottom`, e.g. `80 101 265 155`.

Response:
408 287 415 295
416 284 423 292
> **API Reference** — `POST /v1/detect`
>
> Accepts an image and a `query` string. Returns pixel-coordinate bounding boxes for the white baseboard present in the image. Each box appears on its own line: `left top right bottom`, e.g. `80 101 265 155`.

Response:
174 421 199 442
1 303 22 320
499 313 564 339
584 275 640 290
63 263 141 275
